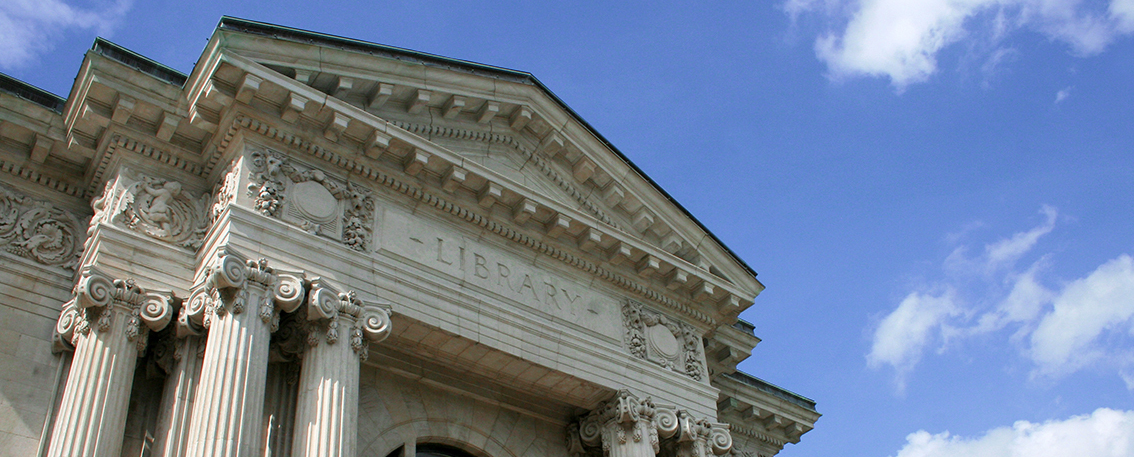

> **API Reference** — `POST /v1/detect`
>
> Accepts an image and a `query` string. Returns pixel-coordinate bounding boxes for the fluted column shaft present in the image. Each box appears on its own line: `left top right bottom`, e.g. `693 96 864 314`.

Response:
47 301 140 457
46 270 173 457
293 314 360 457
186 283 273 457
155 335 204 457
184 253 305 457
292 284 391 457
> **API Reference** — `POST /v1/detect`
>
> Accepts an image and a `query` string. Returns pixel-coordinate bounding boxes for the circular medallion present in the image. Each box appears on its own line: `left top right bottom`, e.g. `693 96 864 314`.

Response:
646 324 680 359
292 181 337 222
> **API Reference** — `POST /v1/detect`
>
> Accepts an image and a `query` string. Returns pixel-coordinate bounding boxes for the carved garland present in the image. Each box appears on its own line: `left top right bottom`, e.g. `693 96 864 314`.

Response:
623 300 707 381
0 185 83 270
245 147 376 252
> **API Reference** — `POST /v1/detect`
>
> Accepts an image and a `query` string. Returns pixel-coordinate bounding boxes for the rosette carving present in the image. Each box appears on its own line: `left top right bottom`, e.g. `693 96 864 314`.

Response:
0 186 83 270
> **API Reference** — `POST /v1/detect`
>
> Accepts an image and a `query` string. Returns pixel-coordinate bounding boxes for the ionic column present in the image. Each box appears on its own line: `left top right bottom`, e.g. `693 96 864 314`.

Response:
46 268 174 457
185 252 305 457
292 281 391 457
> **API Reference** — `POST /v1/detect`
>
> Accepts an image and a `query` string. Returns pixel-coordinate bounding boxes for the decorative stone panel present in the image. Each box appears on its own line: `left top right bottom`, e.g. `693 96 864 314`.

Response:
0 184 84 270
91 168 210 250
245 146 375 252
623 300 707 381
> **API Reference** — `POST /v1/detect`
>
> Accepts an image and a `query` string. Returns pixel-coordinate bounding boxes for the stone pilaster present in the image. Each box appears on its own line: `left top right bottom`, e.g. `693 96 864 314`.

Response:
571 391 732 457
152 318 205 457
292 282 391 457
46 268 174 457
185 251 305 457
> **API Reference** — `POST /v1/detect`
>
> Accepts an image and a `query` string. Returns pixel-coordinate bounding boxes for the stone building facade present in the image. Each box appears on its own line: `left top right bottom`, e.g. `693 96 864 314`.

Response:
0 17 819 457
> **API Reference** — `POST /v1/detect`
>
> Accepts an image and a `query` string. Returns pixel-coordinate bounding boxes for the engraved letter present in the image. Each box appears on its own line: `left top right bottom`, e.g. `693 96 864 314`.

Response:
436 238 454 266
517 274 539 303
497 262 511 287
473 254 490 279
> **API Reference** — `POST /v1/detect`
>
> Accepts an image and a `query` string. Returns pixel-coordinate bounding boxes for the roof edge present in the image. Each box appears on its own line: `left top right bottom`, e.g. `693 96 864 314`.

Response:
725 371 817 412
91 38 188 87
0 72 66 113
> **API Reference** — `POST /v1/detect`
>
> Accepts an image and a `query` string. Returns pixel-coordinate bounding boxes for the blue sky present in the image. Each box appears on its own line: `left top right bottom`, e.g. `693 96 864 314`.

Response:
4 1 1133 456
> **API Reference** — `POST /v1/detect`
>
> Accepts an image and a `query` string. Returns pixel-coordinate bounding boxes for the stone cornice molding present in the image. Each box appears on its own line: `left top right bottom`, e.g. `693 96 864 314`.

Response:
206 54 757 306
389 119 618 229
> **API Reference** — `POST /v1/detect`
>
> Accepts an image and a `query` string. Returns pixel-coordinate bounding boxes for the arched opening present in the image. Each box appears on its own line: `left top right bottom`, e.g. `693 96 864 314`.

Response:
416 443 480 457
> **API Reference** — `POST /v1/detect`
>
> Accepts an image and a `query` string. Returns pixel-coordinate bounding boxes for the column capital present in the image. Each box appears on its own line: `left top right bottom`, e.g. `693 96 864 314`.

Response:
305 280 391 360
56 267 174 353
571 390 732 457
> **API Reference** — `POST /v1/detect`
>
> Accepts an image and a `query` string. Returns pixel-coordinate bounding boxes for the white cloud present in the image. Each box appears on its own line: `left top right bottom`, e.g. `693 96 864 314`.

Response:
1030 254 1134 377
791 0 1134 89
868 289 960 390
1114 0 1134 33
1055 86 1073 103
984 205 1057 270
870 205 1134 390
0 0 132 70
892 408 1134 457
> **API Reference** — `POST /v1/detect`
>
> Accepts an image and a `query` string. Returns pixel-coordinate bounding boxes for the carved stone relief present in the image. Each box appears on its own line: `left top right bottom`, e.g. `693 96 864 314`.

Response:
623 300 707 381
211 161 241 223
245 146 375 252
0 185 83 270
91 169 210 250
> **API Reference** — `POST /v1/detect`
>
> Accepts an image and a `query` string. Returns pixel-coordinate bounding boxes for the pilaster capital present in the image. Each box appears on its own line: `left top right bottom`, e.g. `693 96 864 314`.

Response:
571 390 732 457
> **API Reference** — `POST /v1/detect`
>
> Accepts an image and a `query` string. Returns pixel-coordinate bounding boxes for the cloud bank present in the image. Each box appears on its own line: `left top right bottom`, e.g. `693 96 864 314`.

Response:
893 408 1134 457
868 206 1134 389
786 0 1134 89
0 0 132 70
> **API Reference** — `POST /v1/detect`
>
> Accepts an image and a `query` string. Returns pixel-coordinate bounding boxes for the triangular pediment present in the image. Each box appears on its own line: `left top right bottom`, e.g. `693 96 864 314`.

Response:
169 17 765 325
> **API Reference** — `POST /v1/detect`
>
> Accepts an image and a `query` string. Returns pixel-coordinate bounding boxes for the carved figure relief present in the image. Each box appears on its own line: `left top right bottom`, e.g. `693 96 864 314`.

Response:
623 300 707 381
0 185 83 270
211 161 240 222
245 146 376 252
93 169 210 250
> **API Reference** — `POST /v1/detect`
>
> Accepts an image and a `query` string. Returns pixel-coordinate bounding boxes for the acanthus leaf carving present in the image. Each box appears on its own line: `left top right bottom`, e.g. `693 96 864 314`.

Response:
571 391 732 457
0 185 83 270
